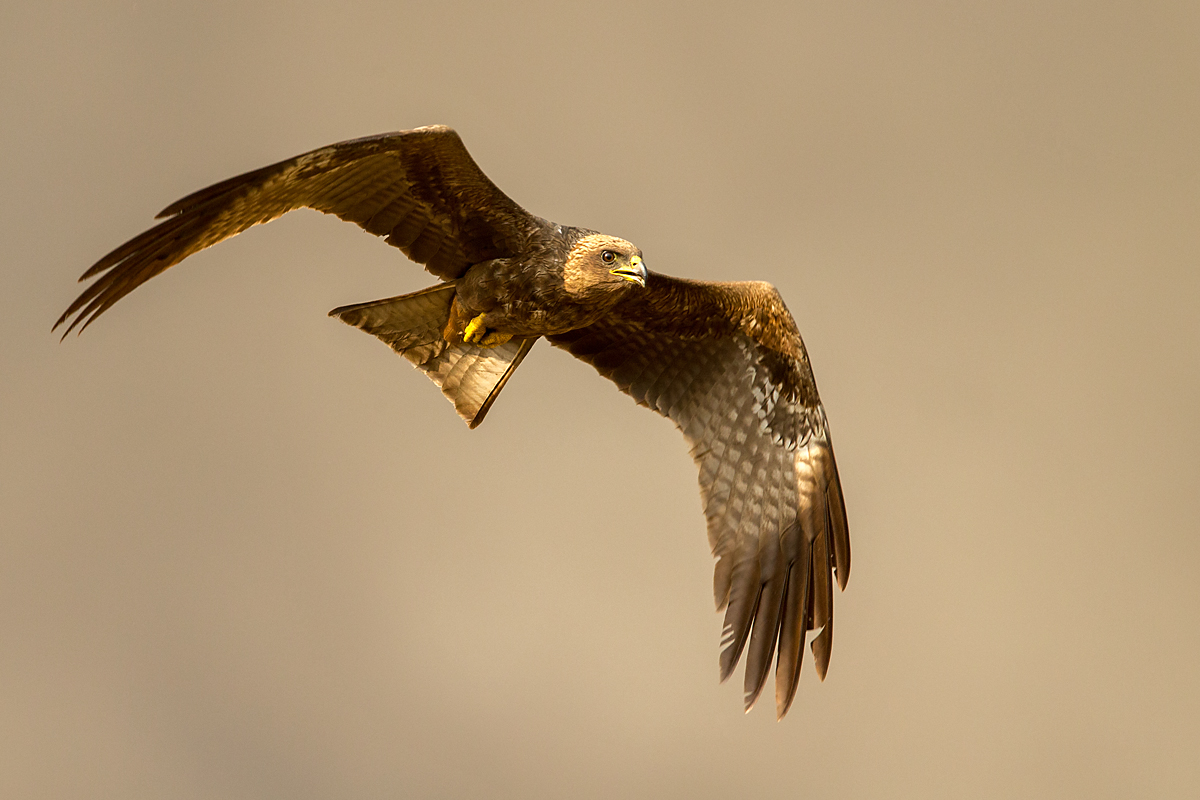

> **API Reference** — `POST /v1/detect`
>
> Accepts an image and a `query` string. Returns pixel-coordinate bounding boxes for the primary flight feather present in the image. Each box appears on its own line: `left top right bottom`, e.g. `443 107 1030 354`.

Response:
56 125 850 718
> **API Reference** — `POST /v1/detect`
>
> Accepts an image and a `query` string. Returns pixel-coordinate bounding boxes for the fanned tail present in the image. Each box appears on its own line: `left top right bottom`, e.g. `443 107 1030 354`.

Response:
329 282 535 428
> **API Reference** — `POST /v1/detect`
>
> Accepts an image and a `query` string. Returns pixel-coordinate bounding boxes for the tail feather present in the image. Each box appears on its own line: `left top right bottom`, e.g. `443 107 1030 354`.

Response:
329 283 535 428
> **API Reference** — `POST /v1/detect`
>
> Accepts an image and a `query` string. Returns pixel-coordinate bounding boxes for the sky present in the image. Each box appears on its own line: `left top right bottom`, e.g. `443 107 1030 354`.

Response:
3 2 1199 798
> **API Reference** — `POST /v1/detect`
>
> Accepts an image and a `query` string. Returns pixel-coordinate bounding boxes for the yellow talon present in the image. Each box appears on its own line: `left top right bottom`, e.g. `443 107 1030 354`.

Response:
462 314 513 348
463 314 487 343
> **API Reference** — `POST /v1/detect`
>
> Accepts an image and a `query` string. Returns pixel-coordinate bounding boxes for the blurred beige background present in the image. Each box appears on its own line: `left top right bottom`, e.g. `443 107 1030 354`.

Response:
3 1 1198 797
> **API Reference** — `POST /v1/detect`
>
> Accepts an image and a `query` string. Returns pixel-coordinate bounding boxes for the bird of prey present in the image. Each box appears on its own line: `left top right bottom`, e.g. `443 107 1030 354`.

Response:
56 125 850 718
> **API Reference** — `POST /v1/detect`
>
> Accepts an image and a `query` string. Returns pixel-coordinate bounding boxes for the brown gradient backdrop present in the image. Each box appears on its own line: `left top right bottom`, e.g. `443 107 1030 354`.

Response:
4 2 1199 797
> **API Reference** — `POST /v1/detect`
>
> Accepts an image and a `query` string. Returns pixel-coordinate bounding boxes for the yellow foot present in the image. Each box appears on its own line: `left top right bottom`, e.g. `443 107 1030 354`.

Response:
479 330 513 348
462 314 513 349
462 314 486 343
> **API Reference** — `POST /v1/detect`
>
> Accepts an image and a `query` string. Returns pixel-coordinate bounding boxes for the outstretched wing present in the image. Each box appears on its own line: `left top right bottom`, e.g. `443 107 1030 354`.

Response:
549 273 850 718
56 126 548 336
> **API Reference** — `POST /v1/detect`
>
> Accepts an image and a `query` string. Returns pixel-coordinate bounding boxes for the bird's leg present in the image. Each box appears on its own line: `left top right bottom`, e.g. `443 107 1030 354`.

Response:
462 314 487 342
443 295 512 349
463 314 513 348
443 296 470 343
481 330 514 347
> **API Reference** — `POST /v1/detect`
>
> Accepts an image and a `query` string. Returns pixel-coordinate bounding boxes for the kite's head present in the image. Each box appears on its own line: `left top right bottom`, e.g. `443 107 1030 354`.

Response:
564 233 647 294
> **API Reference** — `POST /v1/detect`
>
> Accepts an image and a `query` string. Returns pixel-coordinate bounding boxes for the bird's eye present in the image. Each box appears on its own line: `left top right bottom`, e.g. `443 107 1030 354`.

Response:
601 250 616 264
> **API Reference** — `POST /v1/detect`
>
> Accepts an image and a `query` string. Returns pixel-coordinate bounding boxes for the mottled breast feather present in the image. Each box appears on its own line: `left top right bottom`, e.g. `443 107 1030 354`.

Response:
55 126 549 336
549 272 850 718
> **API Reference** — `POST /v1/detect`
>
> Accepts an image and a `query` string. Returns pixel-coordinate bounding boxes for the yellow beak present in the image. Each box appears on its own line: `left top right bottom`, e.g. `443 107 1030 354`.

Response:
611 255 647 287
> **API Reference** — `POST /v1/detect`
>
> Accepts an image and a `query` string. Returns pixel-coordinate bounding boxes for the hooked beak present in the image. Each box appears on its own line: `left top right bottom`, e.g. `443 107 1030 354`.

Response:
610 254 647 287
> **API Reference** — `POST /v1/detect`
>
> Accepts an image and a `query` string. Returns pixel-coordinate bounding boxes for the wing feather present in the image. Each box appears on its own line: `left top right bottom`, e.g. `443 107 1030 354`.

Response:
57 126 548 336
742 443 790 709
550 271 849 718
774 550 812 716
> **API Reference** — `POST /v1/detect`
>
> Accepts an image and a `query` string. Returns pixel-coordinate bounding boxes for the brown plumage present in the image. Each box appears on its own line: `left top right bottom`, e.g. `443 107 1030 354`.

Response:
56 125 850 718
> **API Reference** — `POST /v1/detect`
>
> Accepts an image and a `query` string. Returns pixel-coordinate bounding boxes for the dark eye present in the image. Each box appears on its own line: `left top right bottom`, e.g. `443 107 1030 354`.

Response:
600 250 616 264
